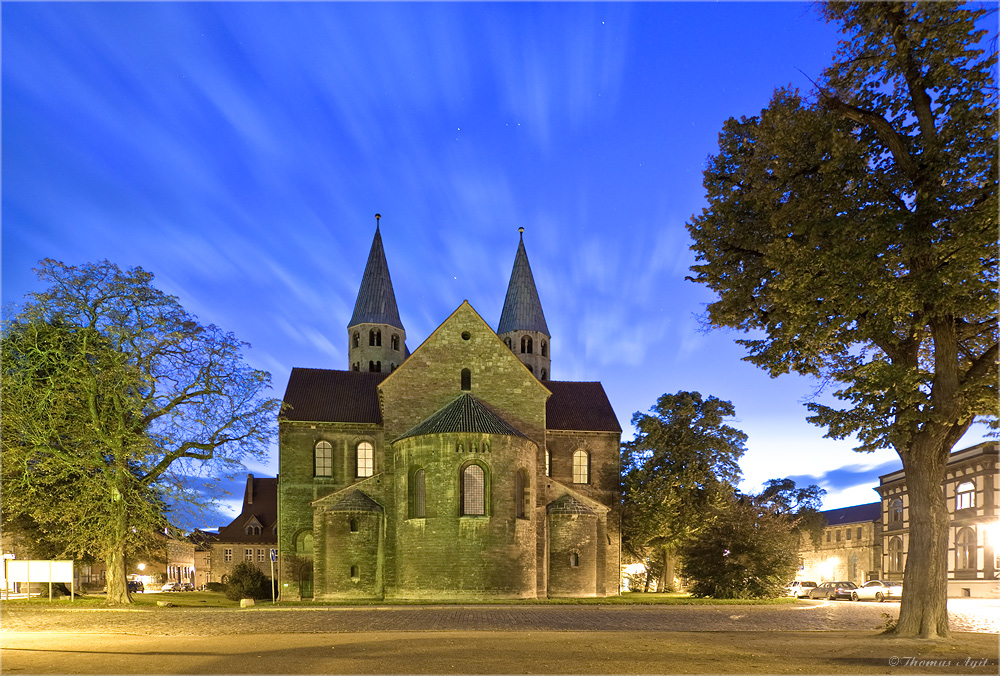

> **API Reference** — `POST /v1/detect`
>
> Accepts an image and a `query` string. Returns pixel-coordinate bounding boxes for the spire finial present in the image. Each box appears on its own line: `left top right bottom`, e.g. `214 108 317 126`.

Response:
518 227 524 239
375 213 381 227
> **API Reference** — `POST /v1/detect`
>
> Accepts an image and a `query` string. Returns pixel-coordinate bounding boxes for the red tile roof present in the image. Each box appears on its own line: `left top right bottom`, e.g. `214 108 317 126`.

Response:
215 475 278 544
280 368 387 423
545 381 622 433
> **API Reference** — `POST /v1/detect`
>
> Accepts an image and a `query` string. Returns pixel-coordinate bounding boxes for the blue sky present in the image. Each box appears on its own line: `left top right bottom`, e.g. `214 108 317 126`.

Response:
3 2 990 529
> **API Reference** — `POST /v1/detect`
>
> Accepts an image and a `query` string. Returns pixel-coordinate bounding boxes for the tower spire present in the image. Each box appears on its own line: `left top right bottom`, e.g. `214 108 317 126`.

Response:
498 229 550 380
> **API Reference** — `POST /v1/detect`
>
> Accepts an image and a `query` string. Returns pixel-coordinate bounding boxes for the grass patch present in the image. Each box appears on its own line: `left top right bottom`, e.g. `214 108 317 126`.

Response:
2 590 797 609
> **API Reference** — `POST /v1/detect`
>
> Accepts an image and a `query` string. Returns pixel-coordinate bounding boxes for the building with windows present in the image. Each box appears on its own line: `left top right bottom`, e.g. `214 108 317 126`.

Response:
208 474 278 584
797 503 882 585
277 222 622 600
875 441 998 598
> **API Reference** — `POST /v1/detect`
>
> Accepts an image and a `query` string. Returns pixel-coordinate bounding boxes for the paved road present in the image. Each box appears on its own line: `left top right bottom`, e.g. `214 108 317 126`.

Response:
2 599 998 635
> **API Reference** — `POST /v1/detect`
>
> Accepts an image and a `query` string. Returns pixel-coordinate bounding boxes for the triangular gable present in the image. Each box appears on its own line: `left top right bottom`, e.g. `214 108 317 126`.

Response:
312 474 385 510
544 479 610 516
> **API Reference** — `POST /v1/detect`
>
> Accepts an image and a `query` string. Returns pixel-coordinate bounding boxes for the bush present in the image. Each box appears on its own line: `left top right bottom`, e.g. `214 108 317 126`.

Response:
223 562 270 601
204 582 225 593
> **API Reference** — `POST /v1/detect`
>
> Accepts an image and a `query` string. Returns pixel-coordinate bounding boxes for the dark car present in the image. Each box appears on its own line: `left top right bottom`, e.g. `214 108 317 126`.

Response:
808 581 857 600
127 580 144 593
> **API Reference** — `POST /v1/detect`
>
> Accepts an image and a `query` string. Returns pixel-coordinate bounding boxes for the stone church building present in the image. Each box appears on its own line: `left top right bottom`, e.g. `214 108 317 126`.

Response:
277 221 622 599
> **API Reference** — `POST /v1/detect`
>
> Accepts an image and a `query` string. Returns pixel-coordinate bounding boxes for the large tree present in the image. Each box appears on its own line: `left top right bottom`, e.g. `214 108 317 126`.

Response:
621 391 747 591
1 260 279 604
686 2 997 637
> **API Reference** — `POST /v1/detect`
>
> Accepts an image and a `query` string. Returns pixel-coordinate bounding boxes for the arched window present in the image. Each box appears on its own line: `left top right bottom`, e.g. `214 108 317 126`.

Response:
294 531 313 555
352 362 360 372
369 329 376 346
956 528 976 570
540 368 547 381
541 340 547 357
572 450 590 484
353 332 360 348
569 552 579 567
461 463 486 516
505 337 512 350
526 364 534 374
349 518 359 533
461 368 471 391
314 440 333 477
889 498 903 524
375 361 381 372
545 449 551 477
356 441 374 477
888 536 904 573
410 469 426 519
244 523 261 536
350 565 359 578
369 360 375 372
390 363 396 372
956 481 975 510
521 336 533 354
514 469 529 519
391 334 400 350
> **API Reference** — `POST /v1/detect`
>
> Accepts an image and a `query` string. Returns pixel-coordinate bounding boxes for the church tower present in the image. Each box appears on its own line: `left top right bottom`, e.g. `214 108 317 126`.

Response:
498 228 551 381
347 214 406 373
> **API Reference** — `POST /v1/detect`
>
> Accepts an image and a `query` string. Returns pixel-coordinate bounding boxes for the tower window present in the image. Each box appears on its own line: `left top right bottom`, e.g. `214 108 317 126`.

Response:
352 362 360 372
349 518 359 533
353 332 360 348
357 441 374 477
572 450 590 484
369 360 375 372
521 336 533 354
375 361 381 372
461 368 471 391
505 337 512 350
369 329 381 346
390 363 396 372
391 334 400 350
314 440 333 477
526 364 533 374
540 368 547 381
541 340 547 357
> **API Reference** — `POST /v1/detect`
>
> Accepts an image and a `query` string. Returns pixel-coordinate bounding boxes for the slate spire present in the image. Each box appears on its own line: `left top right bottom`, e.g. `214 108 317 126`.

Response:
498 228 549 335
349 216 404 331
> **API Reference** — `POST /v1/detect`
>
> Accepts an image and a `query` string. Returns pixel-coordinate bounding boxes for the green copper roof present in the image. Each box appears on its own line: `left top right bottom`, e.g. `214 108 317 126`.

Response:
497 232 549 336
349 225 404 330
396 393 527 441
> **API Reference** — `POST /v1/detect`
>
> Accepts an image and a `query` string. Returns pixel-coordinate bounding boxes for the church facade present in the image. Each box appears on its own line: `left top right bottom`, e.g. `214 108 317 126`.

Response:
277 221 622 599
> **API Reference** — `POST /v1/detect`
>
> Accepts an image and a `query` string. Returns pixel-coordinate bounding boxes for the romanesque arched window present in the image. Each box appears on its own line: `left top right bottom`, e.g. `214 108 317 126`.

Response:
541 340 547 357
888 536 904 573
956 528 976 570
356 441 374 477
505 337 512 350
294 530 313 555
375 361 381 372
353 332 360 348
461 463 487 516
352 362 360 372
572 450 590 484
349 518 359 533
461 368 471 391
314 440 333 477
569 552 580 567
391 334 400 350
369 360 375 372
540 368 547 381
369 329 376 346
514 469 529 519
410 469 426 519
521 336 533 354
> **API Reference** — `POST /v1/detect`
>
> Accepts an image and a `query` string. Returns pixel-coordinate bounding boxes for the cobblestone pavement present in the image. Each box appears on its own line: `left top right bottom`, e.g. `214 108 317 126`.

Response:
2 599 997 636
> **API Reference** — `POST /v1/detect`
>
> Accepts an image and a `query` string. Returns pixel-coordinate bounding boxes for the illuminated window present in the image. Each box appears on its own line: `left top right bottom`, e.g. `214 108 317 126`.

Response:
245 549 254 562
956 482 975 510
462 464 486 516
572 450 589 484
545 449 551 477
956 528 976 570
314 440 333 477
356 442 374 477
224 548 232 562
257 549 266 562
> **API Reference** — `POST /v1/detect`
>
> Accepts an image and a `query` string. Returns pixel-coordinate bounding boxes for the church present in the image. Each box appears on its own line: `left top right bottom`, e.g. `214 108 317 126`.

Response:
277 218 622 599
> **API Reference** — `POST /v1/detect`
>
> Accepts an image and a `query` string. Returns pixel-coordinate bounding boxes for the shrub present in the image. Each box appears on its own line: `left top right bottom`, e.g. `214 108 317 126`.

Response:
223 562 270 601
205 582 225 593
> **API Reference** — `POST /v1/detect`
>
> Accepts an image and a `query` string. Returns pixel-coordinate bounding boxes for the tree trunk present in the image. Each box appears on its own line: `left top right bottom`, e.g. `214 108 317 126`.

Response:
892 441 950 638
105 483 132 606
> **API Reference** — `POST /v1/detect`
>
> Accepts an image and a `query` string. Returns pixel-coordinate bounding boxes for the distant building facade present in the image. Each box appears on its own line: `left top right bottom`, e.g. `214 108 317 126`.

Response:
277 224 622 600
875 441 998 598
209 474 278 583
798 503 882 584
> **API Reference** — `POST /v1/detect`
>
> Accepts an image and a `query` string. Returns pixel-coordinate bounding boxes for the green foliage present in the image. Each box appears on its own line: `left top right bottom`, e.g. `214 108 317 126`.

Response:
224 562 271 601
678 493 799 599
685 1 996 636
1 260 281 605
205 581 226 593
621 392 748 585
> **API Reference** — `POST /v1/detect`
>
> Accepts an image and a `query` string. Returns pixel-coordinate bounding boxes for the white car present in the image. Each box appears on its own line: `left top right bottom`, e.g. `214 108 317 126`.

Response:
852 580 902 602
789 581 818 598
160 581 180 592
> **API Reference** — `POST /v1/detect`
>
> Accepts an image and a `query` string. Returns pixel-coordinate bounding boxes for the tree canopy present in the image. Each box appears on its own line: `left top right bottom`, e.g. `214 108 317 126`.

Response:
621 391 747 589
686 1 997 637
1 259 280 604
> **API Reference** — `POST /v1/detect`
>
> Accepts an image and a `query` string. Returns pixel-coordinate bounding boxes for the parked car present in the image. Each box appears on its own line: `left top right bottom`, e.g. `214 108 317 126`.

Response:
852 580 902 602
807 581 858 600
127 580 144 593
788 581 818 598
161 581 180 592
179 582 195 591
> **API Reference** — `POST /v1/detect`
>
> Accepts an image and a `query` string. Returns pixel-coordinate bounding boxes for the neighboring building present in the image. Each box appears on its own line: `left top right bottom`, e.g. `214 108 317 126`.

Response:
163 537 196 586
875 441 998 598
210 474 278 583
277 223 622 600
797 503 882 584
189 529 218 589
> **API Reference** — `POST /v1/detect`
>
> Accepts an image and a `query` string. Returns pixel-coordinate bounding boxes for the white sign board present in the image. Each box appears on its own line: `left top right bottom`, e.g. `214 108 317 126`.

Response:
6 560 74 582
